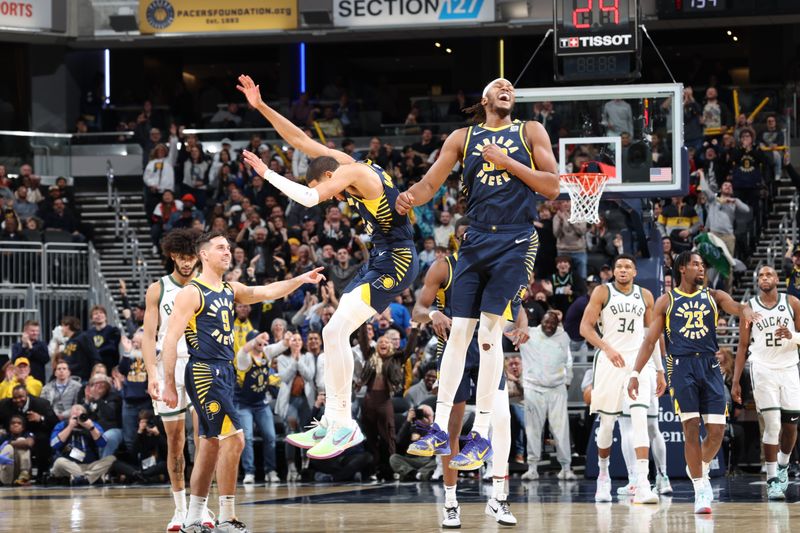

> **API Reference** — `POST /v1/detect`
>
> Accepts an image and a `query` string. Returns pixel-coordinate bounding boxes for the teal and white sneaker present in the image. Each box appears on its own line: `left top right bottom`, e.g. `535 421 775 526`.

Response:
767 477 786 501
693 486 712 514
655 473 673 495
777 465 790 492
307 421 364 460
286 418 328 449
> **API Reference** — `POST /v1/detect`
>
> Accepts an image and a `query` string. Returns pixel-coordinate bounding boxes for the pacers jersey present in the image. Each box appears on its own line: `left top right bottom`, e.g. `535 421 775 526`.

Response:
665 287 719 356
461 120 537 226
434 254 458 359
748 293 799 369
599 284 647 355
185 279 235 362
156 275 188 357
344 160 414 248
236 356 270 406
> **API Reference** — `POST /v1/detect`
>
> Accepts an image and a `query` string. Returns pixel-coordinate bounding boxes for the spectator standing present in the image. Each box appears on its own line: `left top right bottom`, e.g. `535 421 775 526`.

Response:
328 248 362 297
562 275 601 356
519 312 575 480
505 354 526 464
759 115 785 179
782 240 800 300
701 177 750 257
11 320 49 383
142 138 178 217
534 204 558 279
50 404 114 485
117 332 150 452
683 87 704 152
602 99 633 137
40 360 82 420
701 87 732 133
729 128 767 218
657 196 701 253
549 256 587 316
553 201 588 279
88 306 122 375
181 145 210 210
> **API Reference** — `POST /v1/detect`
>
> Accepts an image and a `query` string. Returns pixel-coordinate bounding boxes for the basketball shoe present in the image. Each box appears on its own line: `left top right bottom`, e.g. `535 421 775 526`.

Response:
633 483 659 504
486 497 517 526
307 420 364 460
655 473 673 495
448 432 492 471
693 483 712 514
407 423 451 457
167 509 184 531
767 477 786 501
777 464 790 492
441 505 461 529
214 518 250 532
286 418 327 449
595 473 612 503
179 522 212 533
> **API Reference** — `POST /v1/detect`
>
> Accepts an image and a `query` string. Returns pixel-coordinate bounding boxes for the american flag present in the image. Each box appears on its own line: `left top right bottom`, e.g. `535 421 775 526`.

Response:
650 167 672 182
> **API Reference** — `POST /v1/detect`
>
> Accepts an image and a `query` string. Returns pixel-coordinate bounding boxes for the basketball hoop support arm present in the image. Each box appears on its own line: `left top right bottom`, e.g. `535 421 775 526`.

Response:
639 25 677 84
513 29 553 87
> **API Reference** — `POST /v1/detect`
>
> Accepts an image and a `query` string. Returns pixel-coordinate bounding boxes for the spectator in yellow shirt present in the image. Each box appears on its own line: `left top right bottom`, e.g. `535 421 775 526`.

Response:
0 358 43 399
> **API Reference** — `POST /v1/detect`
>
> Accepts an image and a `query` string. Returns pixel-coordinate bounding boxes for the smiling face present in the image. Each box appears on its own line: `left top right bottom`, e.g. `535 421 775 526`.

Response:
482 79 515 118
199 235 232 274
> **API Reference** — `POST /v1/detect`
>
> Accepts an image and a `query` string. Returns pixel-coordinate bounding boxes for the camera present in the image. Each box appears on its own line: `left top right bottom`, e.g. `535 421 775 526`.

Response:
414 408 425 420
146 419 157 429
78 413 89 423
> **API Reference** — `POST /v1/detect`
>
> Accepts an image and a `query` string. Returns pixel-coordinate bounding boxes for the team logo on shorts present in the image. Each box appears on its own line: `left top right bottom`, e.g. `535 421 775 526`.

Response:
205 401 221 420
512 285 527 303
146 0 175 30
373 274 396 290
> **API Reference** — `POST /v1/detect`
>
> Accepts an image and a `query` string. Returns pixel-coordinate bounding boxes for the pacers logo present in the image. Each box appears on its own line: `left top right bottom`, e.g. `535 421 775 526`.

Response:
373 274 396 290
472 136 520 187
512 285 527 304
676 301 711 340
146 0 175 30
205 401 221 421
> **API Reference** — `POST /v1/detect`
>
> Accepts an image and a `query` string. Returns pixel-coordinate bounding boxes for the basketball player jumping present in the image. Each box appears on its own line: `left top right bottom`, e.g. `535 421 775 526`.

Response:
162 231 324 533
237 75 419 460
732 266 800 500
629 251 757 514
413 217 526 528
142 228 214 531
579 254 665 504
396 78 559 469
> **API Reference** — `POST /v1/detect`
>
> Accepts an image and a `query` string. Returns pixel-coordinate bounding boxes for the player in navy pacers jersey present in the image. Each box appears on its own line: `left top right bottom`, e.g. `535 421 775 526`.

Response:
395 78 560 470
628 251 757 515
237 74 419 460
161 231 324 533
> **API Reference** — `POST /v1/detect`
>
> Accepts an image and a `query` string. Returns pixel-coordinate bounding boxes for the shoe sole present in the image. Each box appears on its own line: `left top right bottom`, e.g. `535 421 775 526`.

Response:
286 435 324 450
694 507 712 514
167 526 181 532
658 488 673 495
407 444 451 457
307 431 365 460
594 495 612 503
449 449 493 471
768 493 786 501
634 497 660 504
441 523 461 529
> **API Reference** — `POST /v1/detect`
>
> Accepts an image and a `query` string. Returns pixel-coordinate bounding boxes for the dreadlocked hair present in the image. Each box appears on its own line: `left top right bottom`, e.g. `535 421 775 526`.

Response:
673 250 699 287
462 102 486 124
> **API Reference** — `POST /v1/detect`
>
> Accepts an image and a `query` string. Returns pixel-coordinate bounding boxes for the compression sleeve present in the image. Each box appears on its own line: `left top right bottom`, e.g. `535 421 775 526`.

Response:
264 169 320 207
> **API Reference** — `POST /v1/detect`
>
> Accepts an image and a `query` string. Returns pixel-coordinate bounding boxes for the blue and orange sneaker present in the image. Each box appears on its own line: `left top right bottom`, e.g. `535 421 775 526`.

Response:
448 431 492 471
406 423 451 457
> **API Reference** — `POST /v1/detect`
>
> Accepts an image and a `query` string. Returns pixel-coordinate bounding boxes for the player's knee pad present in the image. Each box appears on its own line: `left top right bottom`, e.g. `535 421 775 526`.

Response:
762 410 781 445
596 414 616 449
629 407 649 449
781 410 800 425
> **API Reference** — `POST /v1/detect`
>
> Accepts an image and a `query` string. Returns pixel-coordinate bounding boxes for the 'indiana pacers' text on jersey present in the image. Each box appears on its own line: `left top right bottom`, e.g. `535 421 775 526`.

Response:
599 284 646 354
185 279 235 362
748 293 799 369
345 161 413 248
665 287 719 356
462 120 537 226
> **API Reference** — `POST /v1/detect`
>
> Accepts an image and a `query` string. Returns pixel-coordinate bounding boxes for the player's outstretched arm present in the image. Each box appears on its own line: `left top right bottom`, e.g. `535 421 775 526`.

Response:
141 281 162 400
242 149 364 207
712 289 760 323
731 309 752 404
412 259 451 339
231 267 325 305
161 286 200 408
395 129 467 215
237 74 354 165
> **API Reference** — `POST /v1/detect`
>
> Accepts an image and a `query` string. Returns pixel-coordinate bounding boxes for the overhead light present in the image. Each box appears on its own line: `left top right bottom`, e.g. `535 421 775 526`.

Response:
733 36 738 41
435 42 441 48
726 30 732 36
446 48 452 53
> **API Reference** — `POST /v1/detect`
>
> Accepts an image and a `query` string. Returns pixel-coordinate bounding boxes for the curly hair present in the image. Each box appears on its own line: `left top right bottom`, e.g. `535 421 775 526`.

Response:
161 228 200 258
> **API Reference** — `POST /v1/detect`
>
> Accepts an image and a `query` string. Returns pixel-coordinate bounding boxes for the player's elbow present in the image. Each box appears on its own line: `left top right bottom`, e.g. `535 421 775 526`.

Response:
541 174 561 200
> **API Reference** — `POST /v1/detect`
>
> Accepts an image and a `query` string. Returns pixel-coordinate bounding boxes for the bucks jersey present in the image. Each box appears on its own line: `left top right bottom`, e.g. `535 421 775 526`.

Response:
344 160 414 249
599 284 647 354
665 287 719 356
185 279 235 362
748 293 799 369
461 120 537 226
156 275 188 357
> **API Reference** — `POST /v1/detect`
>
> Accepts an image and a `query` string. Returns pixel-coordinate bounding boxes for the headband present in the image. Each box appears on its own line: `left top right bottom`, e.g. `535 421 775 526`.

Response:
482 78 512 98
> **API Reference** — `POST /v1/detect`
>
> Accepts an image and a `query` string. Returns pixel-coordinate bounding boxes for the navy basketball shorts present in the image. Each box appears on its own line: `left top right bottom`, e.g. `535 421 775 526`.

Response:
185 359 242 439
450 222 538 320
344 243 419 313
438 334 507 404
666 353 727 420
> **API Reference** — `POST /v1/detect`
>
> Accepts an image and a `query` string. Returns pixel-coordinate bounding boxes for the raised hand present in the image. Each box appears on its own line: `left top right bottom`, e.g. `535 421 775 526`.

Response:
236 75 264 109
299 267 326 285
242 150 267 177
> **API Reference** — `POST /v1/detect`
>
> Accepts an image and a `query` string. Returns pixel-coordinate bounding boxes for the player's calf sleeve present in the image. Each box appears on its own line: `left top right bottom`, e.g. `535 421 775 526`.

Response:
322 291 375 424
648 417 667 474
473 313 505 436
618 415 635 475
433 317 477 428
763 409 782 446
596 414 616 450
490 387 511 478
630 406 650 449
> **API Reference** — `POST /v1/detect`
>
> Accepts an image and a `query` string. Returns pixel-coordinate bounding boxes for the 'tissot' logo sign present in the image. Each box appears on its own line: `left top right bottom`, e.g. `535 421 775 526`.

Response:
334 0 494 27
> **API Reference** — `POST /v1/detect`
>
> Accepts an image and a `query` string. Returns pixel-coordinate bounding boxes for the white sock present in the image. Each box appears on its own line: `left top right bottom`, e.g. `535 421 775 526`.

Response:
598 457 610 476
173 489 187 513
766 461 778 479
492 477 506 500
636 459 649 486
444 484 458 507
472 314 505 436
433 318 477 428
702 461 710 478
218 495 235 523
778 451 791 467
185 495 207 525
691 477 705 493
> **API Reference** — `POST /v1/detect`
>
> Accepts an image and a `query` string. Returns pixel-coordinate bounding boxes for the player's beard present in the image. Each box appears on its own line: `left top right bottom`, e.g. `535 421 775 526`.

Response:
489 101 514 119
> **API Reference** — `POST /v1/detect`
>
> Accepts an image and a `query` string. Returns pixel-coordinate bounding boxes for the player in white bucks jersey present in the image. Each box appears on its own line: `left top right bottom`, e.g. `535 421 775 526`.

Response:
141 229 212 532
580 255 666 504
733 266 800 500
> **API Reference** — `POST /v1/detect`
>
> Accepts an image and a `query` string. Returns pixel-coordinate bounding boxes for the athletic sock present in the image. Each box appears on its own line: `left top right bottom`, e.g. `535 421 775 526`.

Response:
636 459 649 487
691 477 705 494
766 462 778 479
444 484 458 507
185 495 207 525
778 451 791 467
492 477 507 500
598 457 610 476
218 495 236 523
173 489 187 513
702 461 711 478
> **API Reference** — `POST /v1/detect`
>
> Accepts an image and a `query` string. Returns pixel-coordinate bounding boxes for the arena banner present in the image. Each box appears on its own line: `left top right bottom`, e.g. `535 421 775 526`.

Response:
584 393 726 479
333 0 495 28
0 0 65 32
138 0 297 34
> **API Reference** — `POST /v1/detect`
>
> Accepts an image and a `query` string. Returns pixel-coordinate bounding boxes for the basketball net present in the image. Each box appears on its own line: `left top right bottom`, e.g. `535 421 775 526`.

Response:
560 173 609 224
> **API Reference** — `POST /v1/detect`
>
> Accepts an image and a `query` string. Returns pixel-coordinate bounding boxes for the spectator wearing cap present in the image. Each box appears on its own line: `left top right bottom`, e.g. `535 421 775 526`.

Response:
82 373 123 458
54 316 101 383
11 320 48 383
562 275 601 359
181 144 209 210
236 331 279 484
166 193 205 231
783 240 800 300
0 358 43 399
40 359 82 420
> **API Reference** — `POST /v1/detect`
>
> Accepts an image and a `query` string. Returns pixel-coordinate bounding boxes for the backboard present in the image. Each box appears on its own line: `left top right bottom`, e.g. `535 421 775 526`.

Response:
514 83 688 199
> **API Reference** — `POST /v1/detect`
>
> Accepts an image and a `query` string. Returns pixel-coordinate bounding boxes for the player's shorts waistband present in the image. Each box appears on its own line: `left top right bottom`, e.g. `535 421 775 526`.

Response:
669 352 717 358
188 357 234 366
468 221 535 234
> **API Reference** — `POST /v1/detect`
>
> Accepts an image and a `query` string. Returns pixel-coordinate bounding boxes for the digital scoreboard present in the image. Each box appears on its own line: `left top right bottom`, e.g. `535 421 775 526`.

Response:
553 0 641 82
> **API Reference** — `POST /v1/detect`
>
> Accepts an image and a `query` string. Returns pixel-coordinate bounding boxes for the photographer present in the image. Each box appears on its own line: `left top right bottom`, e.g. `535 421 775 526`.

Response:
50 404 114 485
111 409 168 484
389 404 436 481
82 374 123 458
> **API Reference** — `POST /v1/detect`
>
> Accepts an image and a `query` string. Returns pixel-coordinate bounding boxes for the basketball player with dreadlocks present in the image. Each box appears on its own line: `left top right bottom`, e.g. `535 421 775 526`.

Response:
629 251 757 514
395 79 560 472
